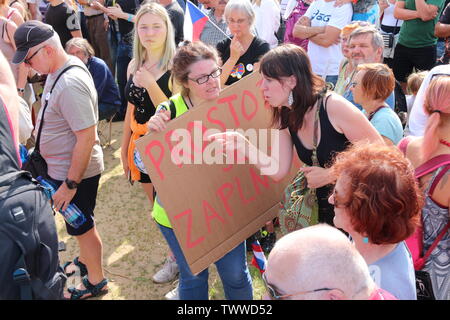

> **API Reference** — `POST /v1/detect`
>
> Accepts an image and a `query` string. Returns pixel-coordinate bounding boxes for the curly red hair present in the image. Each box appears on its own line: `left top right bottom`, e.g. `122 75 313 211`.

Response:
331 142 423 245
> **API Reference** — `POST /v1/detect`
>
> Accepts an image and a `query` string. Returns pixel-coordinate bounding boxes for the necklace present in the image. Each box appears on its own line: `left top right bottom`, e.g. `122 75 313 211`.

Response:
367 106 386 121
439 138 450 148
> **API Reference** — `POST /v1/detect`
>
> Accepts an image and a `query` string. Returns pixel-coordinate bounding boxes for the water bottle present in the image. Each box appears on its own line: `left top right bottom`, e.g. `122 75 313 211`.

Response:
37 176 86 229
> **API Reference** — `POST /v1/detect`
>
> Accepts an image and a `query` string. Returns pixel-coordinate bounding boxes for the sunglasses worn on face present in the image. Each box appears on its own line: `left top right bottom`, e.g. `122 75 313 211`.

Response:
24 46 45 65
188 67 222 85
262 273 342 300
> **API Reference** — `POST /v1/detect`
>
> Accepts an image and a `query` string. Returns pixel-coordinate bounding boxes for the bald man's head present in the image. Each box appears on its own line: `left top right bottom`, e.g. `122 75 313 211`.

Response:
265 224 374 300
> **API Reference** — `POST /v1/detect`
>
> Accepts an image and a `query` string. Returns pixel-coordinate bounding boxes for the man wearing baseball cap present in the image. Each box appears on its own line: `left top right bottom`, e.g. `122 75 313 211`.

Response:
13 21 108 300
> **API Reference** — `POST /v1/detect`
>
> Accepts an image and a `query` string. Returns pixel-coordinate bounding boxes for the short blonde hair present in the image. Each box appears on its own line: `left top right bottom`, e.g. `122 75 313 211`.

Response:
407 71 428 95
132 2 176 74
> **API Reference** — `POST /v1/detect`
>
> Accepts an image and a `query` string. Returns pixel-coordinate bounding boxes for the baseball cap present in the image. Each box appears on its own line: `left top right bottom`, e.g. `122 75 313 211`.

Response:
12 20 54 64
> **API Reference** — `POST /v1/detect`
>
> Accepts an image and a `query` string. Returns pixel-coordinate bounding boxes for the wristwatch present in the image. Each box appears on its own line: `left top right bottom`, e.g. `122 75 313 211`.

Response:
65 178 79 189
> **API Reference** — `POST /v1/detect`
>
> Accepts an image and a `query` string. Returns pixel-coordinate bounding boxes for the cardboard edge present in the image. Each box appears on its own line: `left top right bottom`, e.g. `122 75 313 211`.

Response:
188 202 280 275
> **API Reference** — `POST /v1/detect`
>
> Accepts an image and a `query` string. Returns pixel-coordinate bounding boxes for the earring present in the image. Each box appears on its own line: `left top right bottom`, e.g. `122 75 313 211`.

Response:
363 237 369 244
288 91 294 106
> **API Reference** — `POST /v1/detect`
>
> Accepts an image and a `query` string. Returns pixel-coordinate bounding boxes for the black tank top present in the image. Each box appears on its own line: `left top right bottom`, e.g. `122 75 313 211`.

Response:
289 94 350 225
124 70 172 124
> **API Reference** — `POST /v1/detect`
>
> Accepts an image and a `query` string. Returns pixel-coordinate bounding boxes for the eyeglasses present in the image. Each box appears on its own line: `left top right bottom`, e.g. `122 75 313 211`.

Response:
24 46 45 65
227 18 247 25
330 187 349 208
262 273 343 300
188 67 222 85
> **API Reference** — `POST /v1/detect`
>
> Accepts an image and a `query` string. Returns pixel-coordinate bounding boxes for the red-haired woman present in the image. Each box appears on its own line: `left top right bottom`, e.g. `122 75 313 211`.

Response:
399 75 450 300
329 142 423 300
350 63 403 145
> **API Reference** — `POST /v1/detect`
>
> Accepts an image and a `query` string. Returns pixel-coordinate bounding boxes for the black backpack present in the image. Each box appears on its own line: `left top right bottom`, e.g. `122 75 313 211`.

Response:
0 96 66 300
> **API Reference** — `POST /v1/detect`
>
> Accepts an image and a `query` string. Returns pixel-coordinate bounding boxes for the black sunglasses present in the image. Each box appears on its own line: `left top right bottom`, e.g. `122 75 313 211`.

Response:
188 67 222 85
24 46 45 65
262 273 342 300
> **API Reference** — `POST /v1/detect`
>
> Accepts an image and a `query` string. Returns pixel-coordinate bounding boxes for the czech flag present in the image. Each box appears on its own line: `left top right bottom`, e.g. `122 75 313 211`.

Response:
251 240 267 274
183 0 209 41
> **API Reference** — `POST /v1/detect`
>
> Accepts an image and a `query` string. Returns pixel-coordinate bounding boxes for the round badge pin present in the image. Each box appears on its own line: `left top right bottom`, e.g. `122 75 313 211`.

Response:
246 64 253 72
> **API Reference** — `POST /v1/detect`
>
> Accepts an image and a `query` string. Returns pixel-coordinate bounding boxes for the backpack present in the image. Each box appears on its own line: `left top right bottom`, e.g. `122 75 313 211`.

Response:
0 96 66 300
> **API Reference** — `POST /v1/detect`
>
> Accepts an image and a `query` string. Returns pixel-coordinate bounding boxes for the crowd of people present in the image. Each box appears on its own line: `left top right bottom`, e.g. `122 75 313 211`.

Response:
0 0 449 301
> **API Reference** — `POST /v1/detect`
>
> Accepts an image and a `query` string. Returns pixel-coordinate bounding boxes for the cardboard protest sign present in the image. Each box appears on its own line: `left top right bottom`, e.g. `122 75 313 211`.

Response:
135 72 296 275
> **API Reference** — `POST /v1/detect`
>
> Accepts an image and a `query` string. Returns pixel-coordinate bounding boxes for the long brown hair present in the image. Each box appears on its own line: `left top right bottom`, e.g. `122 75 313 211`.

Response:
260 44 326 131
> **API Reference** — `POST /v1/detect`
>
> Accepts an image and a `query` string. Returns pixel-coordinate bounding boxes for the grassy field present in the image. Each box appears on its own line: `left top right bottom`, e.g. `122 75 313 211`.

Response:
56 120 267 300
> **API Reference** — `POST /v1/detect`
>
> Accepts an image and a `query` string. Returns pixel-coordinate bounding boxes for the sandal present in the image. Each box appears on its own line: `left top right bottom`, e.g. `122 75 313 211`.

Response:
67 276 108 300
63 257 88 278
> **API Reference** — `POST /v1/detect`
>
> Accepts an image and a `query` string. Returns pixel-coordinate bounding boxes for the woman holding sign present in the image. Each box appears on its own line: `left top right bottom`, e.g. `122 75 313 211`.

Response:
147 41 253 300
211 44 383 226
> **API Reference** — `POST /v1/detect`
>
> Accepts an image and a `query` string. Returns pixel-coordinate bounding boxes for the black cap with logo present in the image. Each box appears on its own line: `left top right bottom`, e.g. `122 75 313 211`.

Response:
12 20 54 64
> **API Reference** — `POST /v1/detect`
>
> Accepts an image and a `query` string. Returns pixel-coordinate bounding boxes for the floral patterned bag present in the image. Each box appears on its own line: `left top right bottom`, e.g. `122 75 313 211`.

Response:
279 94 323 236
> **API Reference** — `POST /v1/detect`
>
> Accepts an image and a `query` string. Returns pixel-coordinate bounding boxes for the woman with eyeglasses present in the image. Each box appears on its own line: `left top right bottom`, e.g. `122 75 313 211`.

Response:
350 63 403 145
146 41 253 300
399 75 450 300
329 142 422 300
217 0 270 87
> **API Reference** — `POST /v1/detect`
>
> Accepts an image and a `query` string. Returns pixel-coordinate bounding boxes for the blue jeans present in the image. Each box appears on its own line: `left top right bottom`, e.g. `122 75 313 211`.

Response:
436 40 445 61
157 223 253 300
116 39 133 118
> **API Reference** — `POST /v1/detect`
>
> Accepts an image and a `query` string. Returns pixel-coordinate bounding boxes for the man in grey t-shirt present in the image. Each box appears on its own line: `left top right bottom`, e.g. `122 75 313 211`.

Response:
13 21 108 300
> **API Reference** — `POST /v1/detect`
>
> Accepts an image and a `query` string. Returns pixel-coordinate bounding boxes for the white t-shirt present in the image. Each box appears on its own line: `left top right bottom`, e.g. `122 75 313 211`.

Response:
408 64 450 137
304 0 352 76
280 0 291 18
381 2 403 28
253 0 281 49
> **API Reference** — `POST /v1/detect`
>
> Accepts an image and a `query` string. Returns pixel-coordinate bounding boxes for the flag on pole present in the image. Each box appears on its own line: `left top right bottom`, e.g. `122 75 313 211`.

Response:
251 240 267 274
183 0 209 41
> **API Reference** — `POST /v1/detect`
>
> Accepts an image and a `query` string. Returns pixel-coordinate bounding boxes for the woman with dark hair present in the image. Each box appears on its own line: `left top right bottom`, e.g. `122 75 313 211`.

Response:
399 75 450 300
146 41 253 300
211 44 382 225
330 142 422 299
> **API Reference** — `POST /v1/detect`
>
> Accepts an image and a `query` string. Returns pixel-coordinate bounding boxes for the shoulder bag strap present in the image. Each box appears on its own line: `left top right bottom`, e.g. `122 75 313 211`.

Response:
422 221 450 263
415 154 450 179
394 19 400 34
34 65 87 151
311 92 328 167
